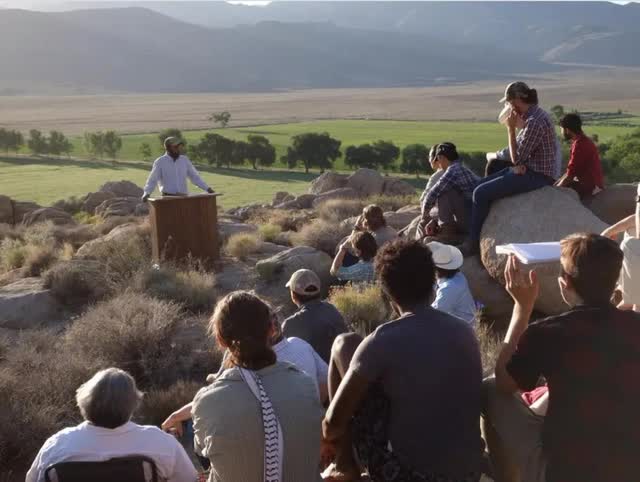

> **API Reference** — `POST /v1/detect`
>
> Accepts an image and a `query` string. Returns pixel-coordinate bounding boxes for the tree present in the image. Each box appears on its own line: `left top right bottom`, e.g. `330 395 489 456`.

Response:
400 143 429 177
7 130 24 153
139 142 153 161
48 131 73 157
246 135 276 170
282 132 341 173
551 105 565 123
27 129 48 155
84 132 104 159
158 128 183 148
344 144 377 169
190 133 234 167
209 111 231 128
230 140 249 167
372 140 399 170
103 131 122 159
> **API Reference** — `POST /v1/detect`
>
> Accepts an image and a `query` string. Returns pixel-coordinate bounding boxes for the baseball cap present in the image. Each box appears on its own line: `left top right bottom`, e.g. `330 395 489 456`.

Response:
427 241 464 271
164 136 185 149
434 142 459 161
285 269 321 296
499 81 530 103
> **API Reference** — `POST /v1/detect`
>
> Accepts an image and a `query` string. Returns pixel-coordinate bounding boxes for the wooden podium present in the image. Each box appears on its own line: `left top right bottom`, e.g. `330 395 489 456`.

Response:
149 194 220 266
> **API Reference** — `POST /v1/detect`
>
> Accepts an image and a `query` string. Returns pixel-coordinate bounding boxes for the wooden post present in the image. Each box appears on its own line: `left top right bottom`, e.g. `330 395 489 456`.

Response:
149 194 220 267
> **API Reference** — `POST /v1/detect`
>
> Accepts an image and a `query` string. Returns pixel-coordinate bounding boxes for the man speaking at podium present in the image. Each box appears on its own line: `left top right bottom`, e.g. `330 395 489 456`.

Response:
141 137 214 202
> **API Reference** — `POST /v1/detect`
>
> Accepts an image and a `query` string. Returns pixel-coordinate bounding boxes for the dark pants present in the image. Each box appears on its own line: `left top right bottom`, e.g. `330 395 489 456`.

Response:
470 168 553 243
436 189 472 234
485 158 513 177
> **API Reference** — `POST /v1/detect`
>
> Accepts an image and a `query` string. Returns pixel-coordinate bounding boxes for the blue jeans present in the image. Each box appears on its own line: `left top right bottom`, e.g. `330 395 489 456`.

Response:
470 168 552 242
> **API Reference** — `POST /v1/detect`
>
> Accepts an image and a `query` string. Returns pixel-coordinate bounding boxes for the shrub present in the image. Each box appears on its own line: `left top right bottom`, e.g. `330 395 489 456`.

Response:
258 223 282 242
0 223 23 241
329 283 391 336
318 199 365 222
475 322 501 377
23 221 97 248
94 216 140 236
134 265 216 313
247 208 309 232
292 219 352 255
0 238 27 272
366 194 419 212
73 211 101 225
21 244 59 277
52 196 84 215
137 380 203 427
43 260 110 305
225 232 261 260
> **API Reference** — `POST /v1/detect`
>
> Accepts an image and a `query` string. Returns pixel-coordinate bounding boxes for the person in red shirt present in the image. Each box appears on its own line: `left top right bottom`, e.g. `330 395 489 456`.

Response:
555 113 604 199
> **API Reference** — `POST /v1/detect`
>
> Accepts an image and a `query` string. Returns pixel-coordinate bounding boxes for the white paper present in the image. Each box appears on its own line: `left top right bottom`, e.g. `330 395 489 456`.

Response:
496 242 561 265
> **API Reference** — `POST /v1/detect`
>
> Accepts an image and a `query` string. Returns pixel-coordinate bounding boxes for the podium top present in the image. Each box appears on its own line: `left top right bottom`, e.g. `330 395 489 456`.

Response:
148 193 222 203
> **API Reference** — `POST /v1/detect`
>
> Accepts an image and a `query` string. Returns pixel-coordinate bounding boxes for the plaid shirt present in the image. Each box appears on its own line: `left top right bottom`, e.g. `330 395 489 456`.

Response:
421 162 480 216
336 261 375 283
516 105 557 178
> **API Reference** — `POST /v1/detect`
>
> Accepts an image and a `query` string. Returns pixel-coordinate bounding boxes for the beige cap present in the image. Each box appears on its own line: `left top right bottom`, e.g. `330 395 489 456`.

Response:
285 269 321 296
164 136 184 149
499 81 530 103
427 241 464 270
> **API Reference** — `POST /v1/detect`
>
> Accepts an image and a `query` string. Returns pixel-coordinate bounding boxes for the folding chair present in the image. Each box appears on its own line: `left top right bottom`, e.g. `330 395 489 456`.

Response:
44 455 158 482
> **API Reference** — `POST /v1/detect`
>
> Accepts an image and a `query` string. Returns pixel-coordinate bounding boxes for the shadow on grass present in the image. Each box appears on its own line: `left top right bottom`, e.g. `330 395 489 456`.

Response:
0 155 139 171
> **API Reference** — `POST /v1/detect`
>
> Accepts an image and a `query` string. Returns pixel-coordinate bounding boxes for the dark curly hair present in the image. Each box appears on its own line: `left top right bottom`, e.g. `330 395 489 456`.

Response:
210 291 276 371
374 239 436 309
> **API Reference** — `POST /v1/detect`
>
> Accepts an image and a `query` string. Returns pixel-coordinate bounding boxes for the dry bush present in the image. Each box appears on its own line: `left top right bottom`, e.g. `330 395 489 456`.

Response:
225 232 261 260
0 238 27 272
23 221 98 249
134 265 216 313
291 219 352 255
137 380 203 427
52 196 84 215
94 216 141 236
318 199 366 222
44 260 110 305
0 223 23 241
258 223 282 243
475 322 502 377
21 244 59 277
366 194 419 212
329 283 391 336
247 208 309 232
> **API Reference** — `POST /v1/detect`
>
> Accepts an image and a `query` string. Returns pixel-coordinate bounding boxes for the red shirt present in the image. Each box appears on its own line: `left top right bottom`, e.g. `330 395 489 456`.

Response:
565 134 604 197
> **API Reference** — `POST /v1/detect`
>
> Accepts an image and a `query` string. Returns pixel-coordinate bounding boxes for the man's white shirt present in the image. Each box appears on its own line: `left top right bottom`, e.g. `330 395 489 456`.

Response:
143 153 210 196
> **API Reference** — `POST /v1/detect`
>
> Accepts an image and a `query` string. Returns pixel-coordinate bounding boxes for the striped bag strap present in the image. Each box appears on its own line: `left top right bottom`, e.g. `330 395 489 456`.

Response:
239 368 284 482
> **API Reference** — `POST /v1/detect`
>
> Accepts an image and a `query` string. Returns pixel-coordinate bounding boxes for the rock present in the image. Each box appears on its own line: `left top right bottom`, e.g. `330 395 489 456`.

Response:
461 256 513 328
480 186 607 315
401 216 423 239
383 178 418 197
12 201 41 224
22 207 76 227
275 194 317 210
256 246 333 286
76 223 142 258
272 192 291 205
384 209 421 230
0 277 66 329
396 204 421 213
585 183 637 225
257 242 289 255
82 191 116 214
134 203 150 217
0 195 12 224
312 188 359 208
309 172 348 195
226 204 263 221
99 180 144 198
347 169 385 197
95 197 139 218
218 221 258 240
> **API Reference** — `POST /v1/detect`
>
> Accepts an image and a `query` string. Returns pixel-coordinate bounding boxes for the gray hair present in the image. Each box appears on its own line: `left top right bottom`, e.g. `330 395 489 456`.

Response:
76 368 143 429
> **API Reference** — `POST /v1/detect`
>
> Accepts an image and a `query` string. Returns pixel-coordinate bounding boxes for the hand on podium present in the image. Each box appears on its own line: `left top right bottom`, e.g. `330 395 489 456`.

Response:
206 188 215 194
141 193 150 203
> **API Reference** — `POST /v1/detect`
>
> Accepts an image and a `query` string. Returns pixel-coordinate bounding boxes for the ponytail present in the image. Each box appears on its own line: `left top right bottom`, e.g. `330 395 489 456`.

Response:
526 88 539 105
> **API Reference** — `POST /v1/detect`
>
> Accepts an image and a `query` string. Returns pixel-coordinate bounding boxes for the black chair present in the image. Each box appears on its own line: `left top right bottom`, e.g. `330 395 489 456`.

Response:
44 455 158 482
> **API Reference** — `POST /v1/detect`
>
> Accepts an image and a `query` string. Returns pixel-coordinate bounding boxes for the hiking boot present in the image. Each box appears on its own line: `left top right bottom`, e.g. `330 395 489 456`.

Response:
427 223 464 246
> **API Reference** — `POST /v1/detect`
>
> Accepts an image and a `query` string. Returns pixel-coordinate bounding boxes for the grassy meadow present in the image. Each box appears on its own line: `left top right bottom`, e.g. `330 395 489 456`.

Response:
2 118 638 208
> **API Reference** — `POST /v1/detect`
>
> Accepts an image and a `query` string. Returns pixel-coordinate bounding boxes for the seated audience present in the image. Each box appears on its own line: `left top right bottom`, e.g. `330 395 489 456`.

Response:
419 142 480 245
282 269 348 363
419 144 445 204
466 82 556 255
484 234 640 482
555 113 604 199
428 241 477 324
330 231 377 284
323 239 484 482
192 291 323 482
26 368 196 482
354 204 397 247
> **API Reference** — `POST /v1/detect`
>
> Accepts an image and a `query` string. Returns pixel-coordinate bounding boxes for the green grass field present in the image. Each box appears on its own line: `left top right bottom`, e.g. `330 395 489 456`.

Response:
2 119 637 208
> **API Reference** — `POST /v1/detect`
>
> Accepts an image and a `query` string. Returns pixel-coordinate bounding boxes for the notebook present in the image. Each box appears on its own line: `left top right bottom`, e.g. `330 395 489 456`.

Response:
496 242 561 265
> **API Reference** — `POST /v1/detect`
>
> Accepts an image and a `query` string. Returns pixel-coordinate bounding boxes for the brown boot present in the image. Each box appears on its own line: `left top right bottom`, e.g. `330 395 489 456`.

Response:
427 222 464 246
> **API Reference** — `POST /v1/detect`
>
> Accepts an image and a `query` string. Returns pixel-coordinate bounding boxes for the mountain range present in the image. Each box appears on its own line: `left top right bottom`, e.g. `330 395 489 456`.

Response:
1 1 639 94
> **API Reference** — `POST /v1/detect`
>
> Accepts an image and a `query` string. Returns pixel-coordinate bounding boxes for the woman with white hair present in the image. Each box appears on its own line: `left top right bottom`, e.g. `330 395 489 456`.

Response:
26 367 197 482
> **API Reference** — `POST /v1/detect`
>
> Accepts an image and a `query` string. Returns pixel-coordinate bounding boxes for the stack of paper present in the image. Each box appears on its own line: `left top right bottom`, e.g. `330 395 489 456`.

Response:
496 242 561 265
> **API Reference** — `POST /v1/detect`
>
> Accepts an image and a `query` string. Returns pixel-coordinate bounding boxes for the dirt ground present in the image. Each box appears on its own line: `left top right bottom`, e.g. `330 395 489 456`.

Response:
1 67 640 135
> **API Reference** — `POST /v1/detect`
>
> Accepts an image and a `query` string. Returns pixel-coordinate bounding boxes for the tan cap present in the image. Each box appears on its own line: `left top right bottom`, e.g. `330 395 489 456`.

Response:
164 136 184 149
499 81 530 103
285 269 321 296
427 241 464 270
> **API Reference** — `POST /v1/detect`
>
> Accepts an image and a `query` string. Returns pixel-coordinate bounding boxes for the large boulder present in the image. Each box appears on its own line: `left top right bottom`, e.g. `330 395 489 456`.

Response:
218 221 258 241
585 183 637 225
82 191 117 214
95 197 141 218
0 195 12 224
12 201 41 224
309 172 348 195
480 186 608 315
76 223 143 258
312 188 359 208
22 207 76 227
384 208 421 230
347 169 385 197
0 277 66 330
382 178 418 197
272 192 292 206
99 180 144 198
461 256 513 328
275 194 317 210
256 246 333 285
